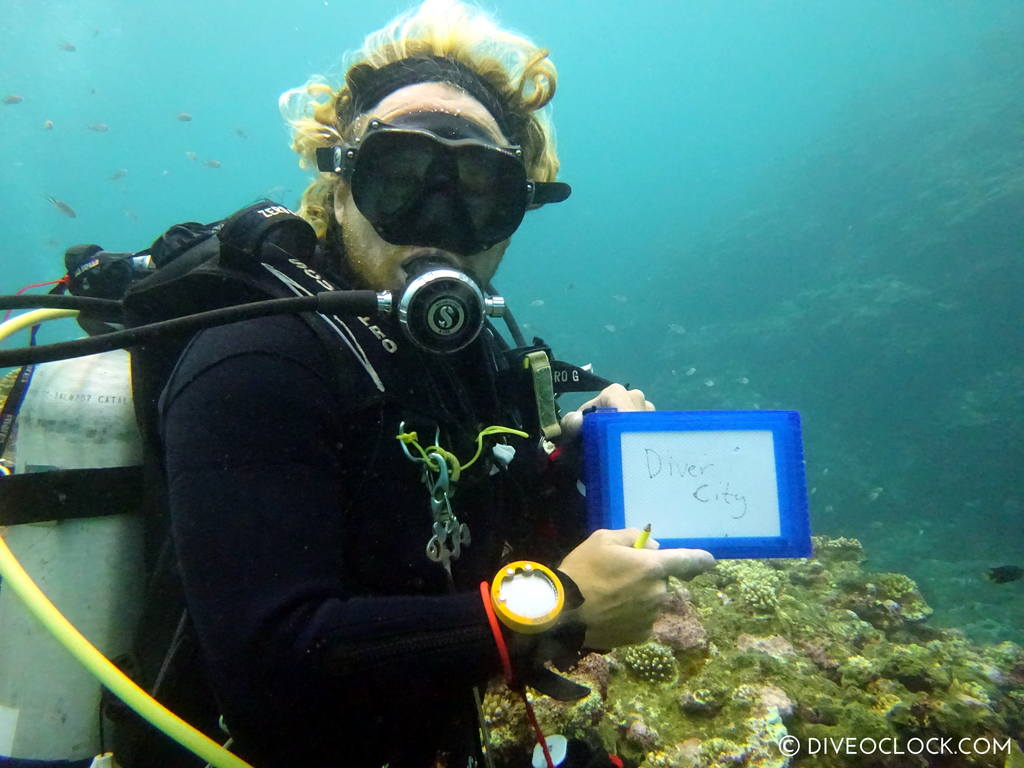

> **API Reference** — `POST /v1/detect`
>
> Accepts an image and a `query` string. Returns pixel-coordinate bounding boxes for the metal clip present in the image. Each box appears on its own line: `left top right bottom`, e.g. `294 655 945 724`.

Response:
427 451 450 503
424 452 471 575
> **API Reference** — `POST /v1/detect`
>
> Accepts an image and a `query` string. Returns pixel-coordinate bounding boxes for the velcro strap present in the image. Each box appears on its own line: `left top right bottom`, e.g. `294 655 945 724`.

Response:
0 466 144 525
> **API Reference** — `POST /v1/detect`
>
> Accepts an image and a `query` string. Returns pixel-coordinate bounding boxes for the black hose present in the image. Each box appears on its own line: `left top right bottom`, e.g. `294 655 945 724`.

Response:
487 282 526 348
0 291 380 367
0 294 123 321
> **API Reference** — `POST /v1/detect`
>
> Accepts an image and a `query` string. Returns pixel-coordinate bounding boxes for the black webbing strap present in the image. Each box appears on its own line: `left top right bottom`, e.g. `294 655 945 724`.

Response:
549 359 615 395
0 466 144 525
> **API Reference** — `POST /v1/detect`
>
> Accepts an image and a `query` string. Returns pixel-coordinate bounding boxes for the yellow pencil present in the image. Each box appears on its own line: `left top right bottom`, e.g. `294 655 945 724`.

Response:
633 523 652 549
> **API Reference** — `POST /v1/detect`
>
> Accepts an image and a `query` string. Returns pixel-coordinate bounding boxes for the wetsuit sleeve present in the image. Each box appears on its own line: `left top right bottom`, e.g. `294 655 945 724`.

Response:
159 315 501 755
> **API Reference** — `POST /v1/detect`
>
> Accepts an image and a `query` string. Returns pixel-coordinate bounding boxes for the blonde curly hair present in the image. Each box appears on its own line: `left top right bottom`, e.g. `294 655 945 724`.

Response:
279 0 560 238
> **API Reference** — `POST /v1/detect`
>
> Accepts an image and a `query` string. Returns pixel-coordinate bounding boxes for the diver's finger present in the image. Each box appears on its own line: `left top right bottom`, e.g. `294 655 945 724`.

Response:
658 549 715 580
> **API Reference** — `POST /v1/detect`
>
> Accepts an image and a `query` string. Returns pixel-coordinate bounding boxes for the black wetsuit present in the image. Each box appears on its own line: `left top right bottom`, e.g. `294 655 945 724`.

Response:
152 309 584 767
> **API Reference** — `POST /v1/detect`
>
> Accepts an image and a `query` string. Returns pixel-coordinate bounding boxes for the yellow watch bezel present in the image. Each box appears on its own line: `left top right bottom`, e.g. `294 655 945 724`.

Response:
490 560 565 634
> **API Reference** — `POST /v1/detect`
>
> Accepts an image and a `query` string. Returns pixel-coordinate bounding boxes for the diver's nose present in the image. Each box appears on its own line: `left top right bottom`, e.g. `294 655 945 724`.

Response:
423 151 458 188
417 189 458 220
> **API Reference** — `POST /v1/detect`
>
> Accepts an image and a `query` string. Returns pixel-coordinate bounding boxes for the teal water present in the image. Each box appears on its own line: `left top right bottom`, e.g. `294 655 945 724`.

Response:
2 1 1022 643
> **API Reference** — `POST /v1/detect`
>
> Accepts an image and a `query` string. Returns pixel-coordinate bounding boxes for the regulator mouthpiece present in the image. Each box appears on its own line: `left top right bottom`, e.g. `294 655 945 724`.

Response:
397 257 504 353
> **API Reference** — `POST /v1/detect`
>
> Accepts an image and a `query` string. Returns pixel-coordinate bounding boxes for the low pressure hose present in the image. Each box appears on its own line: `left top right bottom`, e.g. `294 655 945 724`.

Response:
0 290 381 367
0 294 122 318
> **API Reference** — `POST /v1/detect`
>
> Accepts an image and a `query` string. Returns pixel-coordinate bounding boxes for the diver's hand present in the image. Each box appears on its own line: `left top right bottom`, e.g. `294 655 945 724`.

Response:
560 383 654 443
557 528 714 651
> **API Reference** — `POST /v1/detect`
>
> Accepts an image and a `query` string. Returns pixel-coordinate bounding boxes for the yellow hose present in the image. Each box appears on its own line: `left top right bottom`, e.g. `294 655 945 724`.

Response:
0 308 78 342
0 534 255 768
0 306 256 767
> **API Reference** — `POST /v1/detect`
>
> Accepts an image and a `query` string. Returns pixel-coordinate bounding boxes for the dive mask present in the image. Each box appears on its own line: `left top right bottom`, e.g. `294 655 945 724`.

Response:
316 111 571 255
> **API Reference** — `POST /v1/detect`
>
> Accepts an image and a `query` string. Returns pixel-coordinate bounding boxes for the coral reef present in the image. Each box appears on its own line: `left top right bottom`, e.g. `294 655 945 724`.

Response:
482 536 1024 767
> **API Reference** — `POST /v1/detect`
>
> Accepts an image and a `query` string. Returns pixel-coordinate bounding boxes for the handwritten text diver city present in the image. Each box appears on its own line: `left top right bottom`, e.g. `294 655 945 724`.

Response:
642 448 749 518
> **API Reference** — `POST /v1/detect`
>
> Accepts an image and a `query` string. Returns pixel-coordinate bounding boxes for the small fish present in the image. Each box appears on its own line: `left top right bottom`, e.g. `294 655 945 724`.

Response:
185 151 198 161
233 128 248 139
987 566 1023 584
123 209 139 221
203 159 222 168
604 324 616 333
867 487 884 502
668 323 686 335
110 168 127 180
685 367 696 376
530 299 544 307
736 376 750 384
43 120 54 130
263 185 292 199
3 94 23 105
176 112 193 122
59 42 77 52
704 378 715 387
612 294 628 303
46 195 77 218
87 122 109 132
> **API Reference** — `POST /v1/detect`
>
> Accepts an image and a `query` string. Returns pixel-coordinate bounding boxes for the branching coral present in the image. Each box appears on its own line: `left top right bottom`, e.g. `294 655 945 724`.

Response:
715 560 787 613
619 641 678 684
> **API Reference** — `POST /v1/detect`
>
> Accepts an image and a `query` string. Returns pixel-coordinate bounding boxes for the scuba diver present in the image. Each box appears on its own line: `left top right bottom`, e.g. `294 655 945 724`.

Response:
0 1 715 766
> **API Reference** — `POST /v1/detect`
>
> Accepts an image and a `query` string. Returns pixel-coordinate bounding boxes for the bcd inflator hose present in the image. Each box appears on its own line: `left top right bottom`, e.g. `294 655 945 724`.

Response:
0 291 381 367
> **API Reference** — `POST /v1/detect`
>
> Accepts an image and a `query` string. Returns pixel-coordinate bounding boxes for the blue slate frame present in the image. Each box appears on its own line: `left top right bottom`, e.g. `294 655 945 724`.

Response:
582 409 811 559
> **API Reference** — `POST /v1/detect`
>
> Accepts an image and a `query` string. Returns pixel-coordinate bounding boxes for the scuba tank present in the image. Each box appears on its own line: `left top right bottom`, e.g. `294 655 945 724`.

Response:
0 349 144 759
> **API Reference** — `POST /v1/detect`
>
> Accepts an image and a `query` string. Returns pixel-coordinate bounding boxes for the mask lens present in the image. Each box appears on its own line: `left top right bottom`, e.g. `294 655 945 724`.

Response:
456 146 527 243
352 131 437 218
